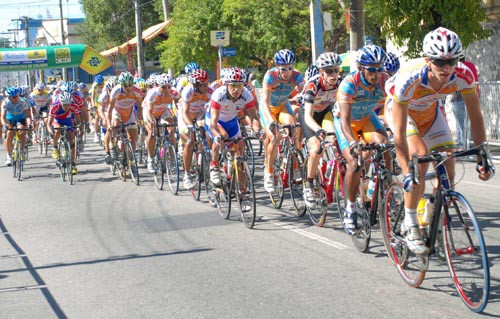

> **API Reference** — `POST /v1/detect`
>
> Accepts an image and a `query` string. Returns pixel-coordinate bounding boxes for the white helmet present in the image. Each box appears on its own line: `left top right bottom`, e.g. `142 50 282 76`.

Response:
423 27 462 59
58 91 73 105
316 52 341 69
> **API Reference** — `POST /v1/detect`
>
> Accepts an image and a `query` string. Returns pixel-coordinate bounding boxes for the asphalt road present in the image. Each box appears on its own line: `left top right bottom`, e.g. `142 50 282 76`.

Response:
0 140 499 318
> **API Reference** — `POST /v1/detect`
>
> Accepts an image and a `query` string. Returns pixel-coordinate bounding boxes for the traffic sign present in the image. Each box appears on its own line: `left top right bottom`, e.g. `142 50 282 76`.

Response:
222 47 236 57
210 30 230 47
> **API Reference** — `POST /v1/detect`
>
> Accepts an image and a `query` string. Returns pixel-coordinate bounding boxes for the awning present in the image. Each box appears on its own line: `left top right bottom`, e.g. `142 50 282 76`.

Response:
100 20 172 57
0 44 112 74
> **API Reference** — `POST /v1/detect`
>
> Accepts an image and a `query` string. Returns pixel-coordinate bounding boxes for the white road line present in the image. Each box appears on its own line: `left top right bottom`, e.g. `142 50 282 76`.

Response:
265 218 349 250
461 181 500 189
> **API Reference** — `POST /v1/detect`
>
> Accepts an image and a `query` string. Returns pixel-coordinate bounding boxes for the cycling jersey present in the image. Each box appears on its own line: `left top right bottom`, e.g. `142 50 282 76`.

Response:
49 100 80 121
110 85 141 122
262 67 304 107
181 83 212 114
72 91 86 110
98 90 110 113
302 74 338 113
1 98 29 121
31 90 51 112
144 87 178 118
90 82 104 105
208 86 255 122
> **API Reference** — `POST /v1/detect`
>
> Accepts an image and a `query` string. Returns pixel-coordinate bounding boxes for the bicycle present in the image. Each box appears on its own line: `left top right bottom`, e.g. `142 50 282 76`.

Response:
8 127 30 181
380 144 492 313
35 115 50 157
136 122 148 167
150 117 180 194
347 142 395 252
303 132 348 227
211 137 257 229
269 124 306 216
53 125 75 185
109 122 140 185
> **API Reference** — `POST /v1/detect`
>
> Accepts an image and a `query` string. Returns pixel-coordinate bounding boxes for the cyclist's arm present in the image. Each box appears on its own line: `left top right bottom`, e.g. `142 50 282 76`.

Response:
47 115 55 135
209 107 221 138
338 101 356 145
181 100 192 126
304 101 321 133
246 106 261 133
107 98 116 125
146 101 155 123
1 108 7 127
391 100 411 175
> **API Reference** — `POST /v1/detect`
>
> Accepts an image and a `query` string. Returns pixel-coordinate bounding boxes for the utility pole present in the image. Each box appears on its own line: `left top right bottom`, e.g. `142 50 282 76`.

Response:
162 0 169 21
59 0 68 81
135 0 145 78
309 0 324 64
349 0 364 71
22 17 33 89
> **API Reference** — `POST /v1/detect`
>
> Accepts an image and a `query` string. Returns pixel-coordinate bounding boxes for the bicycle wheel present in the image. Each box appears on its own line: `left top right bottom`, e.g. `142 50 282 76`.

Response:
41 126 49 157
380 182 427 287
351 177 372 252
442 191 490 313
215 169 232 219
57 141 66 182
333 168 346 224
125 141 140 185
203 150 216 206
269 155 284 209
12 140 18 178
15 141 23 181
235 160 256 229
65 141 73 185
165 144 180 195
288 150 306 217
304 157 328 226
244 138 255 177
190 151 202 201
153 151 164 190
37 125 44 154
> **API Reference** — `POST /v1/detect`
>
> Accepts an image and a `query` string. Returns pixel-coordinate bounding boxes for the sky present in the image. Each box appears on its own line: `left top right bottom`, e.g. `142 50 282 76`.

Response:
0 0 84 35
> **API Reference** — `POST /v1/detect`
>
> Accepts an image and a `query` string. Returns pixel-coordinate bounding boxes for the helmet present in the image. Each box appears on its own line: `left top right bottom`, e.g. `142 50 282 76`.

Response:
241 69 250 84
78 82 87 90
188 69 208 84
384 52 400 73
356 45 387 66
184 62 201 75
35 82 46 90
316 52 341 69
274 49 296 65
94 75 104 84
105 80 114 91
6 86 18 97
155 74 171 87
146 77 155 87
58 91 73 104
133 77 144 84
62 82 74 93
226 67 245 84
305 65 319 81
423 27 462 59
118 71 134 86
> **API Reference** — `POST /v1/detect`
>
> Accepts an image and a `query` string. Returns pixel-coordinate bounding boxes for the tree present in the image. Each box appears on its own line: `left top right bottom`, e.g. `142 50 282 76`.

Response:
367 0 491 58
78 0 163 61
158 0 312 73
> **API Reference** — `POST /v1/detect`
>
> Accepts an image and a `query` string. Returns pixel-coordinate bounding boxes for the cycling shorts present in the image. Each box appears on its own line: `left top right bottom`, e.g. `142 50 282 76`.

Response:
333 112 385 152
259 100 294 128
205 112 241 140
54 118 75 131
298 106 334 140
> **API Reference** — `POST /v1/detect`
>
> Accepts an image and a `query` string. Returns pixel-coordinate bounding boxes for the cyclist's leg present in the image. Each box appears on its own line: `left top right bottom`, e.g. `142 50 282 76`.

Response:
124 111 138 151
363 112 392 171
259 104 281 184
17 119 28 151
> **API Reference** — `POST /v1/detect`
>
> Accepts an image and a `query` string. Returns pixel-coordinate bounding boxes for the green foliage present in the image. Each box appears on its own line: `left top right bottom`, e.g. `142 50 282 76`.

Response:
367 0 492 58
78 0 163 61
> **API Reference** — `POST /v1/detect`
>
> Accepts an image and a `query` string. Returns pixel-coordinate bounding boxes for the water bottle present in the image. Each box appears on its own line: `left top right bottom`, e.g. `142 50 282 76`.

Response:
422 195 435 225
366 178 376 200
325 160 333 179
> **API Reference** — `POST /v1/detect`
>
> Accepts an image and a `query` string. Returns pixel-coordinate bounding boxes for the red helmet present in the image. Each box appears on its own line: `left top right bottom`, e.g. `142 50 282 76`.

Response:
188 69 208 84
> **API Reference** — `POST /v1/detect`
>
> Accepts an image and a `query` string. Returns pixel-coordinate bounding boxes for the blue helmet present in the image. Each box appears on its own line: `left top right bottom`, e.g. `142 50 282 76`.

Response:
305 65 319 81
94 75 104 85
62 82 74 93
6 86 18 97
274 49 296 65
78 82 87 90
184 62 200 75
356 45 387 66
384 52 400 74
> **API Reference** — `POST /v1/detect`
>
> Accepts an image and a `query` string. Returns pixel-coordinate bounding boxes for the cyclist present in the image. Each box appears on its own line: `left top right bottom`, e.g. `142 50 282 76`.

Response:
30 83 52 143
176 62 201 96
206 67 260 185
179 69 212 189
47 91 81 175
385 27 494 255
259 49 305 192
1 87 32 166
107 71 142 151
299 52 342 208
100 80 115 164
334 44 391 234
143 74 178 173
384 52 401 77
90 75 105 142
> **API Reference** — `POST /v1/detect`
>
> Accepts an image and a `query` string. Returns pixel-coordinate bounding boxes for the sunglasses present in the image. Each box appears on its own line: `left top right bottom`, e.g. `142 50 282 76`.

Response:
323 68 340 75
196 83 208 87
161 85 170 89
279 67 294 72
228 83 244 88
9 95 19 99
363 66 384 73
123 83 132 88
430 57 458 67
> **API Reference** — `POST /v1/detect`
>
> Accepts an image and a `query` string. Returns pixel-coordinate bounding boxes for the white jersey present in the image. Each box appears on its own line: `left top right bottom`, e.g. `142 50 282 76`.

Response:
209 86 255 122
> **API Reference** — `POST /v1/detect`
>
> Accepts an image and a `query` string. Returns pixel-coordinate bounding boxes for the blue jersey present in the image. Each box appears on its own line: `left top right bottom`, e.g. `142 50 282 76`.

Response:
1 97 29 119
263 68 304 106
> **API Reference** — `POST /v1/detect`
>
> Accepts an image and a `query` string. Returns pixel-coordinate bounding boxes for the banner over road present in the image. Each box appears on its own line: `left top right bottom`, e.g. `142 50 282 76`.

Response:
0 44 111 74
